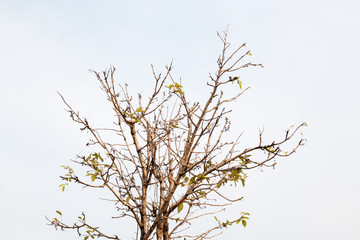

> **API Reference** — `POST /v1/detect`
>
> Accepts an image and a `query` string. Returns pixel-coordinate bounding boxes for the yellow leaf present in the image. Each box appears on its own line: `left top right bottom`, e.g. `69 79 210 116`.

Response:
177 203 184 213
242 219 247 227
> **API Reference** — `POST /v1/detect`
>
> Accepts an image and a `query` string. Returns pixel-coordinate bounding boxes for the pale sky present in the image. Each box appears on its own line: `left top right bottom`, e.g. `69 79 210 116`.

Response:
1 0 359 239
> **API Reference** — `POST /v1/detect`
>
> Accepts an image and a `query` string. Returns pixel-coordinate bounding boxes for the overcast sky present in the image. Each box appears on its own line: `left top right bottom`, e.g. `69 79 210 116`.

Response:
1 0 359 239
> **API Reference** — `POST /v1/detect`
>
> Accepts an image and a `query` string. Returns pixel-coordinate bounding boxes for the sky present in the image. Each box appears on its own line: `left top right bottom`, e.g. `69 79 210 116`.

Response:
0 0 359 239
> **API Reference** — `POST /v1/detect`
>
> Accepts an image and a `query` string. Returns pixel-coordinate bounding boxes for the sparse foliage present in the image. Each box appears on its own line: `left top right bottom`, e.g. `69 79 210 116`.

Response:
48 30 306 240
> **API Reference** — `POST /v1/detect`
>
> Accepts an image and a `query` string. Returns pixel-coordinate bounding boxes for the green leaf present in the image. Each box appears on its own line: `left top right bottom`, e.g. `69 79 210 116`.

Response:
56 211 62 216
91 174 96 182
84 236 89 240
136 107 145 113
242 220 247 227
198 191 206 196
177 203 184 213
189 176 196 185
240 178 246 187
166 82 184 95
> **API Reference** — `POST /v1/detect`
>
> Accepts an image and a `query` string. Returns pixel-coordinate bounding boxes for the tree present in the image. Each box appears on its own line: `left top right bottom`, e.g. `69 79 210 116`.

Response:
48 30 306 240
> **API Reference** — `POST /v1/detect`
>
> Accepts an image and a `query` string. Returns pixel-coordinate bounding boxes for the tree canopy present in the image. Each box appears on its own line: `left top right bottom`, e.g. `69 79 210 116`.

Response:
48 30 306 240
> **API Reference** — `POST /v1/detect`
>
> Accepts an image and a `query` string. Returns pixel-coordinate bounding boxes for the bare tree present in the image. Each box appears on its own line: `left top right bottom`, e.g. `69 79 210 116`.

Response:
48 30 306 240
